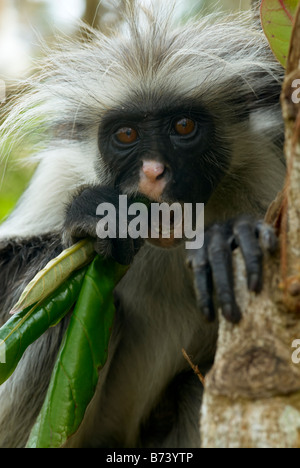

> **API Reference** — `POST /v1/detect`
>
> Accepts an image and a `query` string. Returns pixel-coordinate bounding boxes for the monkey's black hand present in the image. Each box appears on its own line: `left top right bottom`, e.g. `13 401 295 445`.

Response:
63 186 143 265
187 216 278 324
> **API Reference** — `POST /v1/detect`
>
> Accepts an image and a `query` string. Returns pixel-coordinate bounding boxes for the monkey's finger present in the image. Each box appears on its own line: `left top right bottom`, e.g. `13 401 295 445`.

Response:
187 248 215 322
207 229 241 324
233 219 263 294
195 266 215 322
111 238 136 266
94 237 134 265
255 221 278 253
94 238 112 259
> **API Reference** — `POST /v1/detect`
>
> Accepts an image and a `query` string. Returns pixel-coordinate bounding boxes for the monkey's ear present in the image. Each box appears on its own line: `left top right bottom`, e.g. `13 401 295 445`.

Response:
227 73 283 120
248 73 283 110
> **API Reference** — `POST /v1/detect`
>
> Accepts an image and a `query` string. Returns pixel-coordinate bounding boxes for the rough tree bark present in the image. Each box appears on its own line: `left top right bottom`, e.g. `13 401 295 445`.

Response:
200 3 300 448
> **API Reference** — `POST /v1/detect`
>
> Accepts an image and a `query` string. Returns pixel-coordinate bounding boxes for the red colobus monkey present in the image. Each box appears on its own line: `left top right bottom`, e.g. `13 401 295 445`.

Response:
0 2 284 448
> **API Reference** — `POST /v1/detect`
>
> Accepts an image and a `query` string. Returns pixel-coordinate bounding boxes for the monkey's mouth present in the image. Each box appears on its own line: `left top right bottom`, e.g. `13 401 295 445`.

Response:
147 210 184 249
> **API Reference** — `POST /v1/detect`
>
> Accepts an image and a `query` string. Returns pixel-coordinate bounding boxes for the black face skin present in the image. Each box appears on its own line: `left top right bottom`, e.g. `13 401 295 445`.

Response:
98 99 231 205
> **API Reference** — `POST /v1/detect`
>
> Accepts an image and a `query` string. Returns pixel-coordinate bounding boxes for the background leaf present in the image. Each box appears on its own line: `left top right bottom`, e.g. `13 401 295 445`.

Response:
261 0 299 68
27 256 127 448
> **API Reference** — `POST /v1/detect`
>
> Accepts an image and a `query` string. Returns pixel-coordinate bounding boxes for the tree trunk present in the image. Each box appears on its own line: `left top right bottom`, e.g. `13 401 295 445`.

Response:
200 2 300 449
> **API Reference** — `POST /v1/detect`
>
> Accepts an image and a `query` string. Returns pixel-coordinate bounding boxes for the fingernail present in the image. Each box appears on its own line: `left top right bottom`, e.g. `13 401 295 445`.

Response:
261 231 278 252
249 274 261 293
202 307 215 322
222 304 241 324
222 304 233 321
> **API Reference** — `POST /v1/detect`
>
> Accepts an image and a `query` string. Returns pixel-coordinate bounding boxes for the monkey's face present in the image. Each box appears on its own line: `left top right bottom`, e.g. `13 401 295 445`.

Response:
99 100 230 206
98 100 231 247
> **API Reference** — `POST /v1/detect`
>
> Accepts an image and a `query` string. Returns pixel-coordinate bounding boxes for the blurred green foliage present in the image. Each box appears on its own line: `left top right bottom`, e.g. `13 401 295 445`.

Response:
0 161 34 223
0 95 41 224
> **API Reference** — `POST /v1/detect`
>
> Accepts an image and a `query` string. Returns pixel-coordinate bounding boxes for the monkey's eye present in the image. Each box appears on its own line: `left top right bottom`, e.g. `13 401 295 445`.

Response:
174 118 195 136
116 127 138 144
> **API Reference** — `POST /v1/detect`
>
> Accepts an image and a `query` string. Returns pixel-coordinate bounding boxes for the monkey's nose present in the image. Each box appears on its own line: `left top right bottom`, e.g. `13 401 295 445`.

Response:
138 160 168 201
142 161 165 182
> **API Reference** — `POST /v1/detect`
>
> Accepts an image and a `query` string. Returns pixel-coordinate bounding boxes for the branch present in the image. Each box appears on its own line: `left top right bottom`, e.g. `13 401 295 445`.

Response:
200 3 300 448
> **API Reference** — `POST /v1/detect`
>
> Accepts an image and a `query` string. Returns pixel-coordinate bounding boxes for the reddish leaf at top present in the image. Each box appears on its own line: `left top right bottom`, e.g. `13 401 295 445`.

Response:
261 0 299 68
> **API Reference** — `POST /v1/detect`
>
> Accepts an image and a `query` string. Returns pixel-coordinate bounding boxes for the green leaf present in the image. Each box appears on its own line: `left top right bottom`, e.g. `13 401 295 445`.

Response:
0 267 87 385
11 239 95 315
26 256 127 448
261 0 300 68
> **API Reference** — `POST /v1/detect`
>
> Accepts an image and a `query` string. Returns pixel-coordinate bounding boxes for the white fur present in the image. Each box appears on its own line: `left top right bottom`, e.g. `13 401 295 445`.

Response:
0 144 99 238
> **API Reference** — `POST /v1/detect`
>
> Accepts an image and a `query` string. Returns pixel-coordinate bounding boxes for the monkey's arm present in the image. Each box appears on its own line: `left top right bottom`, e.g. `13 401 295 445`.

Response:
63 186 144 265
0 236 63 324
63 186 277 325
0 236 71 448
187 217 278 323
